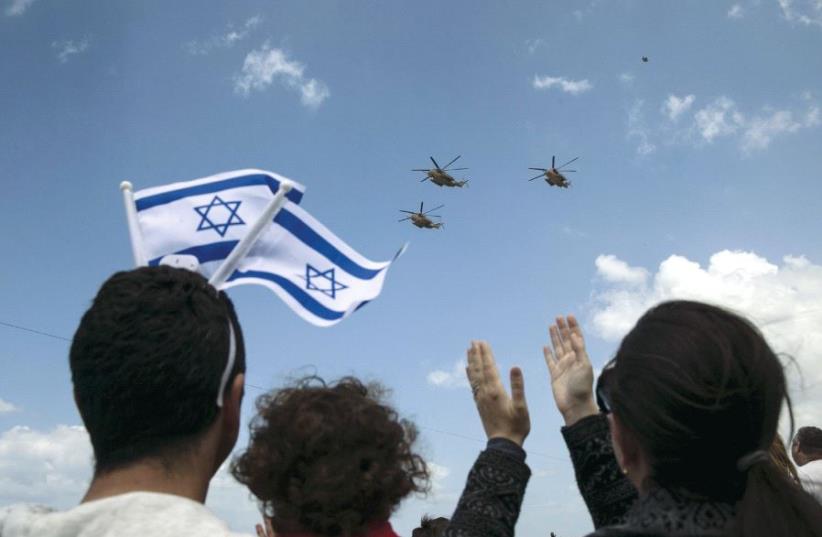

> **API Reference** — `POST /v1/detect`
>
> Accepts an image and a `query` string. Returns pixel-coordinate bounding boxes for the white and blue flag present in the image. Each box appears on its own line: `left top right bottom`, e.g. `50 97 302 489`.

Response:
133 169 403 327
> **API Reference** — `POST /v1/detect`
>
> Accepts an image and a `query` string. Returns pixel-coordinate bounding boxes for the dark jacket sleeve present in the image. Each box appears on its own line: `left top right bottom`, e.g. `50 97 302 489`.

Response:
561 414 638 529
445 438 531 537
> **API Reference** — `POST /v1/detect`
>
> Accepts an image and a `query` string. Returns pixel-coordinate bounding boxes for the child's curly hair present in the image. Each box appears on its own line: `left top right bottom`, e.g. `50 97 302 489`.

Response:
231 376 430 536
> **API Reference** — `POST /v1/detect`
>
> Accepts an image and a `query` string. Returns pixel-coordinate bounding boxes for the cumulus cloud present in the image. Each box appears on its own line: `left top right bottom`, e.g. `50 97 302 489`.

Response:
0 425 92 507
662 94 695 121
185 16 262 55
589 250 822 426
693 96 744 141
234 43 330 109
740 109 802 152
778 0 822 27
627 99 656 155
427 360 469 389
532 75 593 95
727 4 745 18
52 38 91 64
5 0 35 16
0 398 18 414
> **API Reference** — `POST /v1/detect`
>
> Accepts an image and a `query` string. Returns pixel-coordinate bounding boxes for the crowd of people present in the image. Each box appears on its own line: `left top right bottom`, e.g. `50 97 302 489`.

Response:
1 265 821 537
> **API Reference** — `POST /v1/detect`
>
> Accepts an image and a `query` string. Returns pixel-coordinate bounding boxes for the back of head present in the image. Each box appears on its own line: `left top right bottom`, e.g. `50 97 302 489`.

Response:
70 266 246 473
231 376 429 537
605 300 822 537
411 516 449 537
795 426 822 461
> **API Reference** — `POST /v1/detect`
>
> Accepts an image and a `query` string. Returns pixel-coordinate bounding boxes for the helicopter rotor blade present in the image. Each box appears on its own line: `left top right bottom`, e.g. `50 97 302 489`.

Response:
442 155 461 169
399 210 417 214
561 170 576 172
552 156 555 168
398 217 411 222
423 204 444 215
420 177 429 182
557 156 579 169
429 156 442 170
528 174 544 181
420 201 424 214
447 167 469 171
528 167 548 171
411 169 430 172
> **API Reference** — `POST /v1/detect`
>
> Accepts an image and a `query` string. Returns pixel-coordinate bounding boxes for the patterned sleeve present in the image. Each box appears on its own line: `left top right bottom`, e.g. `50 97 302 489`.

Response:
445 439 531 537
561 414 638 529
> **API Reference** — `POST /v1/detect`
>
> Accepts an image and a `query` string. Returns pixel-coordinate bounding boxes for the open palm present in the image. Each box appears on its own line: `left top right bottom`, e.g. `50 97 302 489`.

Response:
543 316 598 424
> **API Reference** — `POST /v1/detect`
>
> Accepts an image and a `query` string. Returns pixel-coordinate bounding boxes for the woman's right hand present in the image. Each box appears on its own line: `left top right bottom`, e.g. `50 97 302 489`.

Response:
543 315 598 426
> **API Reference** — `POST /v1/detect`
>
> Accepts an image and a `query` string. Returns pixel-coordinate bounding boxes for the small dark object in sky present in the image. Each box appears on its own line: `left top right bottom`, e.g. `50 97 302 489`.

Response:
413 155 470 188
641 56 649 62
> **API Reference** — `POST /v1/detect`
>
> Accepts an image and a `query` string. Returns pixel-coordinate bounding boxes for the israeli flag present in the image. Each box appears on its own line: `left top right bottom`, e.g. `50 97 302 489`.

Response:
133 169 404 327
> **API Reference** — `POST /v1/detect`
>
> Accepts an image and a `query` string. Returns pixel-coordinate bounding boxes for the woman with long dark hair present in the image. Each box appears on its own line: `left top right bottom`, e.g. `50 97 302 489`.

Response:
543 301 822 536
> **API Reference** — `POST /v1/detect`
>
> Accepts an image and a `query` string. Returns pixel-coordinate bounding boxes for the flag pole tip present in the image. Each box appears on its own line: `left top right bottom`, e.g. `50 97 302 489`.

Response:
120 180 134 191
280 181 293 193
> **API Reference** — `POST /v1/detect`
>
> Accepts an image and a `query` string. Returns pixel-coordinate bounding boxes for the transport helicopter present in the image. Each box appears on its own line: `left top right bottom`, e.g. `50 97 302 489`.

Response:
413 156 469 187
398 202 444 229
528 156 579 188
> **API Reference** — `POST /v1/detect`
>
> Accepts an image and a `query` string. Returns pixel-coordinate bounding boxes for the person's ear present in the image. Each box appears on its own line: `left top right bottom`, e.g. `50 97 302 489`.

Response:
213 373 245 468
609 414 642 475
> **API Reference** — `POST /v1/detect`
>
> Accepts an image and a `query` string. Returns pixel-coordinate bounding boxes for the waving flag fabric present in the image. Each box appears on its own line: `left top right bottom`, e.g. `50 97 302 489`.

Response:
133 169 403 326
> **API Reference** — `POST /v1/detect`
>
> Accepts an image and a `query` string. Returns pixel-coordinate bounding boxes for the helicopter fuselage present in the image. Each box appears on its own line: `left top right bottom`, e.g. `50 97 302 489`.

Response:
411 214 443 229
546 169 570 188
428 170 468 188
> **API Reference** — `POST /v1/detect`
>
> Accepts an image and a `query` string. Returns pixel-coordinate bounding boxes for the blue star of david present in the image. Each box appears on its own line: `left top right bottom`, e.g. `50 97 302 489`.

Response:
304 264 348 299
194 195 245 237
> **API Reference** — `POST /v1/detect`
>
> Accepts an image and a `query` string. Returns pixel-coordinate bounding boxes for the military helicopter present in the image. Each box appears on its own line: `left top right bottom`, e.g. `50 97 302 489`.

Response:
528 156 579 188
412 156 469 187
398 202 444 229
641 56 649 63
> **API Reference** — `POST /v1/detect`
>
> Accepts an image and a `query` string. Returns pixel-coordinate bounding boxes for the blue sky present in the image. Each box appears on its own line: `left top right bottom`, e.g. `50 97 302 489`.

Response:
2 1 822 536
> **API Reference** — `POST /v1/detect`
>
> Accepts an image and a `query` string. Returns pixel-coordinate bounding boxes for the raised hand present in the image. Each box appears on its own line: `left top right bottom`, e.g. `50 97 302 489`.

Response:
465 340 530 446
543 315 598 426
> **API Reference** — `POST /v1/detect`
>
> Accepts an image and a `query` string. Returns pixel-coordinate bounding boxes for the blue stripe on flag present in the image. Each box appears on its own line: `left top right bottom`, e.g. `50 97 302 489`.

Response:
147 240 240 266
229 270 346 321
136 174 303 211
275 209 383 280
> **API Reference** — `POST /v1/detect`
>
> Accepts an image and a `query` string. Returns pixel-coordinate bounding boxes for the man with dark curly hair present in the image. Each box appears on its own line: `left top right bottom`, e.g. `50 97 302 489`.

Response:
0 266 251 537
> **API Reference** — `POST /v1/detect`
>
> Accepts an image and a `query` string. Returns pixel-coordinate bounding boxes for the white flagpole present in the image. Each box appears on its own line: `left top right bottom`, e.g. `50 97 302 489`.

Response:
209 181 293 288
120 181 147 267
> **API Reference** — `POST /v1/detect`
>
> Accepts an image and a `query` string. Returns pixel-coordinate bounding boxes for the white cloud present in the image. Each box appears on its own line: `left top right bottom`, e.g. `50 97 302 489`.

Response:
662 94 695 121
595 255 649 286
589 250 822 427
0 425 92 507
627 99 656 155
234 43 330 109
185 16 262 55
693 96 745 141
426 360 469 389
52 38 90 64
0 398 18 414
728 4 745 18
805 105 820 126
618 72 635 86
5 0 35 16
524 38 545 54
532 75 593 95
740 109 802 152
778 0 822 27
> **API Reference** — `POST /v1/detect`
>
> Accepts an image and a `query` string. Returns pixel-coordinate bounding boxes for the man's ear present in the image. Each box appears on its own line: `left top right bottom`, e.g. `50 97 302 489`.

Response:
214 373 245 468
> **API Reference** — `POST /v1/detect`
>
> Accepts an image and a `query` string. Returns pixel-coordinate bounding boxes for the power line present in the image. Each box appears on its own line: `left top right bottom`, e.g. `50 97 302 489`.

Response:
0 320 71 342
